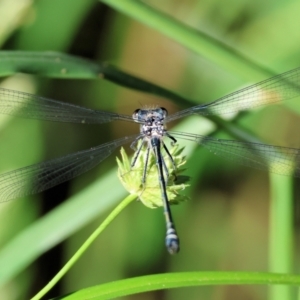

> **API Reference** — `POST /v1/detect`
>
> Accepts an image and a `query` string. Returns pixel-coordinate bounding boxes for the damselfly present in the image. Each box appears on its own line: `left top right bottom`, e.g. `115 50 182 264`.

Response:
1 67 300 253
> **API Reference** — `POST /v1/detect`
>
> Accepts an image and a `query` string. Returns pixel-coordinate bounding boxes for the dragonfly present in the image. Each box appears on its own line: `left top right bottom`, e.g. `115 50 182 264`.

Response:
1 67 300 254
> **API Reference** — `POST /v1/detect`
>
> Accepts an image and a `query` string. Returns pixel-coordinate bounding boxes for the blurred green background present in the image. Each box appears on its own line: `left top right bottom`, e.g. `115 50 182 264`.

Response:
0 0 300 299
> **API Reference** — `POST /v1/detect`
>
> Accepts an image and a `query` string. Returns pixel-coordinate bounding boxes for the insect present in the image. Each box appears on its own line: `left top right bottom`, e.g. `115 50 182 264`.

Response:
1 67 300 254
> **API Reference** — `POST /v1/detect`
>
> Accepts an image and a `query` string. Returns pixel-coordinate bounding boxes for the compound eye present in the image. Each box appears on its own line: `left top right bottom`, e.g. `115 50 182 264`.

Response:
159 107 168 117
132 109 141 121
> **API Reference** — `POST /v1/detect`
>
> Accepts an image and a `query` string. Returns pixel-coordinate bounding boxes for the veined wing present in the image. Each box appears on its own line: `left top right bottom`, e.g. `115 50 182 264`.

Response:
0 135 138 202
167 67 300 121
0 87 132 123
171 131 300 177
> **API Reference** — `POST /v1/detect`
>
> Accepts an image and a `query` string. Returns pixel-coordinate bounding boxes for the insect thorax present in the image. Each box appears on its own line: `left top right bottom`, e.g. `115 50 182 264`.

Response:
132 107 168 138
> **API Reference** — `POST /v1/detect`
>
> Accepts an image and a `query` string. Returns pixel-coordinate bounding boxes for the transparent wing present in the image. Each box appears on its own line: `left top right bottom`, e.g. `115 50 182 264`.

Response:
0 87 133 123
171 131 300 177
0 135 138 202
167 67 300 121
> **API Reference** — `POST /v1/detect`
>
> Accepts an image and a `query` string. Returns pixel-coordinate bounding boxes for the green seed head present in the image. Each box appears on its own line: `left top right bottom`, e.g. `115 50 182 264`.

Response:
117 142 190 208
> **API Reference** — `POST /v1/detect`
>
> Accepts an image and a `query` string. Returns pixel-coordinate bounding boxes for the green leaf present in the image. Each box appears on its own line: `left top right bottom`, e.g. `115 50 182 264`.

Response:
0 51 192 107
100 0 275 81
52 272 300 300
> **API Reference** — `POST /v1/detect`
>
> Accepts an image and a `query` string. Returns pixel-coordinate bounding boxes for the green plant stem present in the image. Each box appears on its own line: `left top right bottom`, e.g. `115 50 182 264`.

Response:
269 174 293 300
100 0 274 81
30 194 137 300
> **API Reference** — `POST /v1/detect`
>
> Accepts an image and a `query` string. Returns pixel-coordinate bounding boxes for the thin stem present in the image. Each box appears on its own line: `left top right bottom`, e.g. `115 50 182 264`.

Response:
269 174 294 300
30 194 137 300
